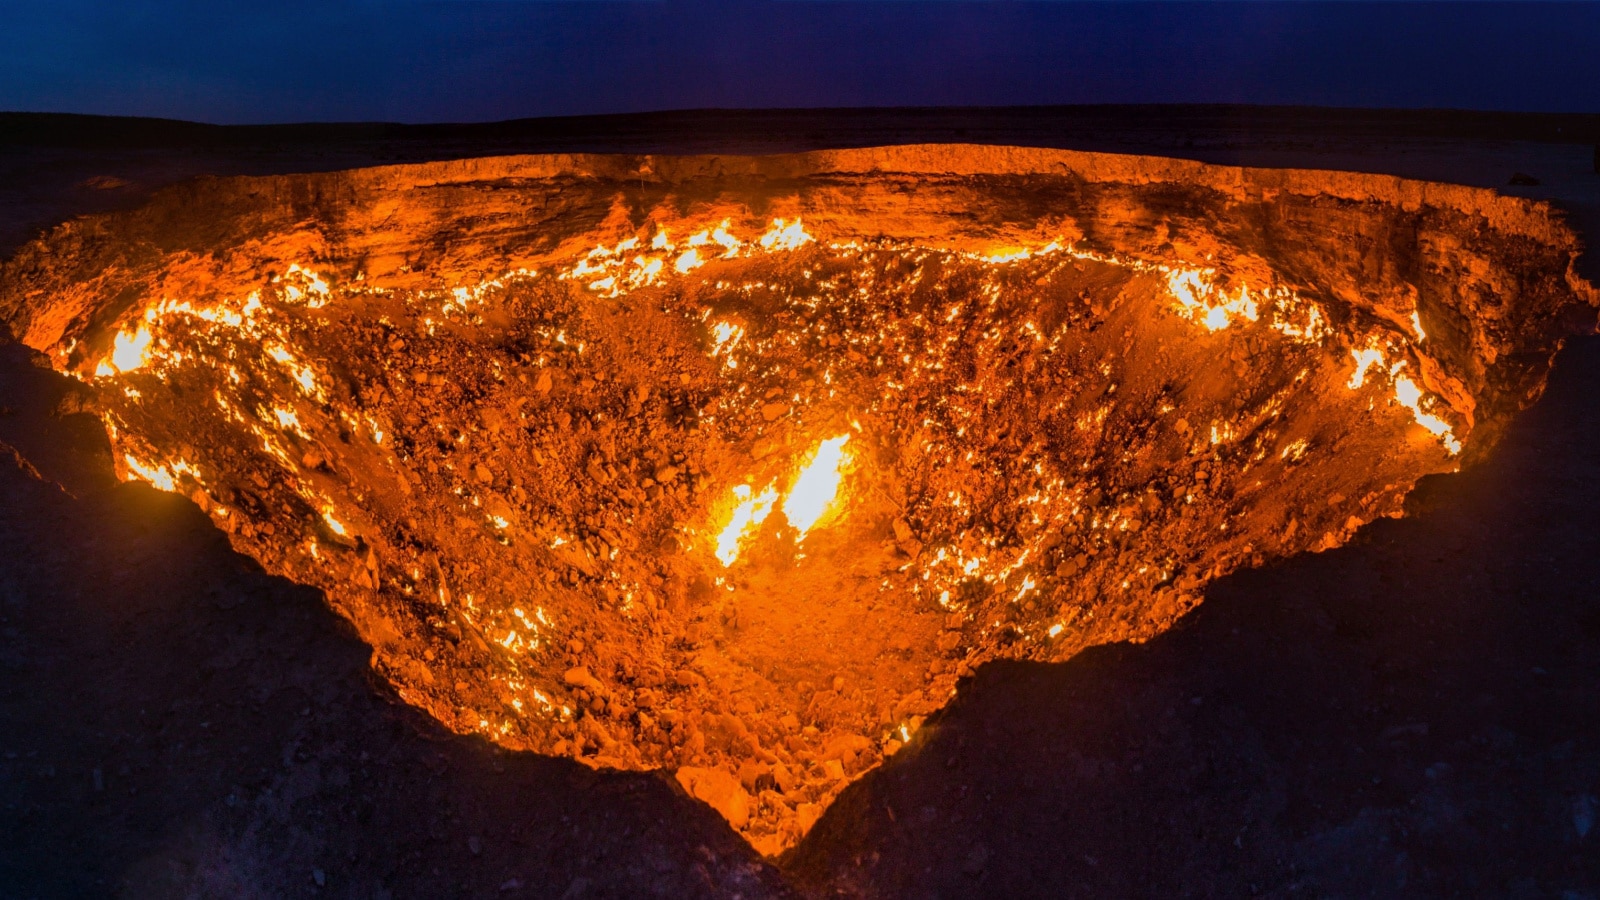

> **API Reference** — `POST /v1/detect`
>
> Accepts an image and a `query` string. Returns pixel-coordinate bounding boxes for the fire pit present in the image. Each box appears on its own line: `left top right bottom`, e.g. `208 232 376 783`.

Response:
1 145 1589 854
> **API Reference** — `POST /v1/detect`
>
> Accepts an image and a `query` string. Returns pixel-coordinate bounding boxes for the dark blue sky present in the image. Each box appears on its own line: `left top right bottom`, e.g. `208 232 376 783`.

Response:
2 1 1596 124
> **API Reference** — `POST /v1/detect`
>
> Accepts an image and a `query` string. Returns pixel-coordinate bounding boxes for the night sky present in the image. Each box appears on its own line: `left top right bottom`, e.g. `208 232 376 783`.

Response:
2 1 1597 124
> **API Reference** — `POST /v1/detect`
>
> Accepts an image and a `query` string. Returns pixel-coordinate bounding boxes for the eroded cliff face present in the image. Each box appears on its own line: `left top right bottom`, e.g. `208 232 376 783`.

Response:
1 145 1592 854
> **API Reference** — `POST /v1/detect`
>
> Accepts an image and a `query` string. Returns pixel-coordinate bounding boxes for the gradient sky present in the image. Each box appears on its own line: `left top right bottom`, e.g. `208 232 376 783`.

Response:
2 1 1596 124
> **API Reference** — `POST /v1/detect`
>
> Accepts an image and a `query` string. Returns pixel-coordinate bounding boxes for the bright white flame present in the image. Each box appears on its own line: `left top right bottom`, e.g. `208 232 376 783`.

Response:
286 358 316 393
280 264 331 308
675 248 704 274
782 435 851 537
1271 301 1327 342
757 219 814 252
322 508 349 537
710 220 742 257
121 454 200 492
631 256 664 284
1348 346 1386 389
123 454 175 491
1166 270 1258 332
1393 374 1462 455
711 321 744 359
716 483 779 566
984 248 1031 264
1411 311 1427 341
981 242 1060 264
102 327 154 375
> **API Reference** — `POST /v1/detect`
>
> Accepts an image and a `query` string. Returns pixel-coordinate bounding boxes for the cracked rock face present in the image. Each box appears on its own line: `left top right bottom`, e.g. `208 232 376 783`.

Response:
2 145 1592 853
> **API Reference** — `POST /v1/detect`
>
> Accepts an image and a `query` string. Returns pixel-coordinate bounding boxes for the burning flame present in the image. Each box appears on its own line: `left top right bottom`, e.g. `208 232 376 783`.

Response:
322 507 349 537
715 483 779 566
121 453 199 493
675 248 704 275
633 256 664 282
566 218 813 297
782 435 851 538
758 219 814 252
1348 346 1386 389
1166 270 1259 331
714 435 853 567
1394 373 1462 455
1347 345 1461 455
711 321 745 368
712 321 744 354
278 263 331 308
97 326 154 376
983 241 1060 264
123 453 177 491
710 220 743 257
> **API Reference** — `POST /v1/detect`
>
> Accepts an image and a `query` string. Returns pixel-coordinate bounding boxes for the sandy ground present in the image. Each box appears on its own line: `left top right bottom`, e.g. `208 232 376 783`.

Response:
2 107 1600 897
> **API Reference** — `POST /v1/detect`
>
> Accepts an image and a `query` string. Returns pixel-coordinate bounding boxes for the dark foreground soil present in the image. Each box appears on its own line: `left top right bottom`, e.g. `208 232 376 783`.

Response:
3 108 1600 898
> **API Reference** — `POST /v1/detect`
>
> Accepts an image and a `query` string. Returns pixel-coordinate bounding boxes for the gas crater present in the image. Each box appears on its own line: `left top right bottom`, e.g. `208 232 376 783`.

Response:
1 145 1592 855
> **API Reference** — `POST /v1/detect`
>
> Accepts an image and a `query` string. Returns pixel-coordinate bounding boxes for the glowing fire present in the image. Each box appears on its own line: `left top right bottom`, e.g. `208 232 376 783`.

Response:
758 218 815 252
710 220 743 257
97 326 154 375
1166 270 1259 331
715 483 779 566
782 435 851 538
321 507 350 537
1346 345 1461 455
121 453 199 493
562 218 813 297
123 453 177 491
711 321 743 354
713 435 852 566
278 263 331 307
983 241 1061 264
1348 346 1386 389
674 248 703 274
1394 373 1463 455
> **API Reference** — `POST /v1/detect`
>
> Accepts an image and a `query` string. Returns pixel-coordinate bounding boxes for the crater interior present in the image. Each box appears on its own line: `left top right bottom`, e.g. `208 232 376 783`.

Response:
1 145 1591 854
